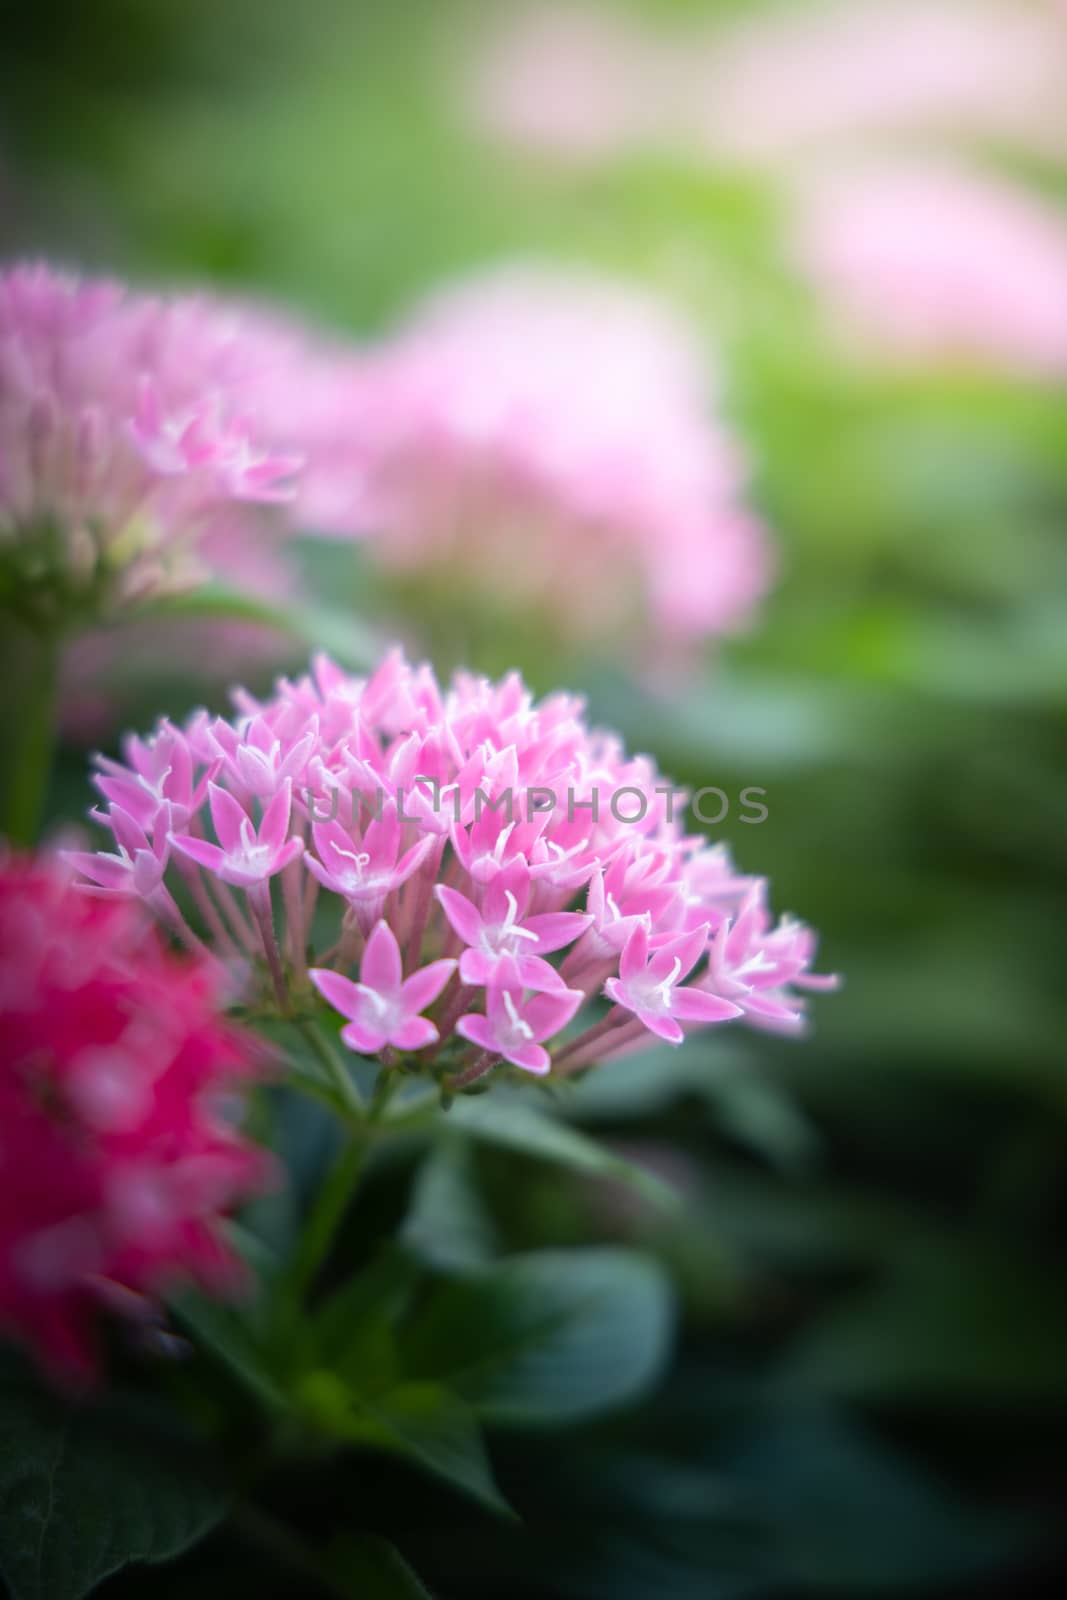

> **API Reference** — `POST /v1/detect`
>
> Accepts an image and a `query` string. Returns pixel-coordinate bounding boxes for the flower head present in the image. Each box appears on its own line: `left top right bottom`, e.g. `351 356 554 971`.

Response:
0 852 271 1384
795 162 1067 378
0 263 304 626
74 648 837 1090
324 268 771 655
470 2 1067 172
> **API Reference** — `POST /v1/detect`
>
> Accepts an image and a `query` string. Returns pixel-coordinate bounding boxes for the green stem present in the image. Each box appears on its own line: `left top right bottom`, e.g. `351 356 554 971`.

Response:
1 623 59 846
296 1019 365 1119
287 1133 370 1302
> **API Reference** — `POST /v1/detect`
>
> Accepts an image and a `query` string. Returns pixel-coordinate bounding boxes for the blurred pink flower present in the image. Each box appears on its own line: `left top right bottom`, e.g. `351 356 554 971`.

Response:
469 2 1067 171
338 267 772 652
795 162 1067 377
0 263 307 622
689 0 1067 168
0 851 271 1385
468 2 666 163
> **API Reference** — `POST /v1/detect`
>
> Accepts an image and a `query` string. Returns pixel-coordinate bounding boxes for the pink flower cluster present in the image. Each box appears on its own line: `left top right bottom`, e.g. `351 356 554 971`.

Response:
0 263 304 621
795 162 1067 379
0 853 271 1383
335 268 771 649
2 260 771 663
470 1 1067 170
73 649 836 1086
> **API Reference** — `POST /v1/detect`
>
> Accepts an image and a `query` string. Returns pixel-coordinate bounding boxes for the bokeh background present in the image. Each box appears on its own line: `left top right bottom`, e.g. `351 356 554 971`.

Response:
3 1 1066 1595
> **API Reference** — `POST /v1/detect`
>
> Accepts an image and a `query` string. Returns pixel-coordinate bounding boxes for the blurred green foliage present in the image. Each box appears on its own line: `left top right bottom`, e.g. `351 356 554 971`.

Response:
2 0 1066 1595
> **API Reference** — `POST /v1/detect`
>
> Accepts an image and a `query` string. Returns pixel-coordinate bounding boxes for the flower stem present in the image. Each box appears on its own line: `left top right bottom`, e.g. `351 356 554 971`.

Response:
296 1018 365 1119
249 883 289 1012
551 1006 633 1074
446 1050 499 1091
0 622 59 846
286 1133 369 1302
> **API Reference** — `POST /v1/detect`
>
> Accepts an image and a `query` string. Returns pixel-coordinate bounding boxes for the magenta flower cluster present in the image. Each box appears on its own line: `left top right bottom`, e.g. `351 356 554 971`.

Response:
72 649 836 1086
0 853 271 1384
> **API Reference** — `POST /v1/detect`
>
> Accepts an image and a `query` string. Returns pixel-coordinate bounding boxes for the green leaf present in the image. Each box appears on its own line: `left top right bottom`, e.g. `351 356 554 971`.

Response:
298 1372 513 1518
171 1285 285 1412
447 1096 681 1212
142 585 381 670
401 1248 675 1426
0 1361 229 1600
723 1411 1037 1592
321 1533 433 1599
781 1244 1067 1401
401 1140 498 1271
312 1248 420 1382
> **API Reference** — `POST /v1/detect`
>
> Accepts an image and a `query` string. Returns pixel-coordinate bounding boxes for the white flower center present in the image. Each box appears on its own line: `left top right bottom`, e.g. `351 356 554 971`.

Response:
501 989 534 1044
234 816 272 873
483 889 539 955
635 956 682 1013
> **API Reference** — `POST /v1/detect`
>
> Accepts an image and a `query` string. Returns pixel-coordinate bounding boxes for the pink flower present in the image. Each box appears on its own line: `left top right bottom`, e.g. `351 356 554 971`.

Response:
0 263 308 625
795 162 1067 379
437 860 591 990
306 809 436 934
457 976 584 1075
64 805 176 916
326 267 771 655
469 3 1067 172
605 922 742 1045
0 852 271 1385
75 647 836 1087
92 719 215 833
689 0 1067 168
705 882 840 1035
130 377 301 502
172 780 303 889
310 922 454 1052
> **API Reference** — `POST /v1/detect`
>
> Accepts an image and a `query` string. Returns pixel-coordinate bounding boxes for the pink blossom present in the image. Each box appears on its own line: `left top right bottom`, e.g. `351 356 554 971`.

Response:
457 976 584 1075
75 648 836 1087
171 779 303 890
0 263 307 625
437 860 591 990
687 0 1067 169
605 922 742 1045
0 852 270 1385
795 162 1067 378
469 2 1067 171
306 808 436 934
310 922 454 1053
705 882 840 1036
64 805 176 917
92 719 216 833
331 267 771 654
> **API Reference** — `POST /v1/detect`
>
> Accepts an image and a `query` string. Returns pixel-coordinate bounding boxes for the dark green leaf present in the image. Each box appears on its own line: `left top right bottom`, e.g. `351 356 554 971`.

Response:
297 1372 512 1518
401 1140 498 1271
321 1533 433 1599
402 1247 675 1426
447 1096 680 1212
781 1245 1067 1401
0 1361 229 1600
